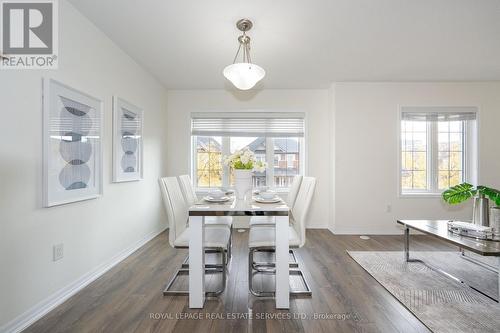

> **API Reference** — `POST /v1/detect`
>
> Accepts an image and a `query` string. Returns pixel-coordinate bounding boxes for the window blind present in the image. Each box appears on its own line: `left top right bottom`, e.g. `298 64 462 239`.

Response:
191 112 305 137
401 107 477 122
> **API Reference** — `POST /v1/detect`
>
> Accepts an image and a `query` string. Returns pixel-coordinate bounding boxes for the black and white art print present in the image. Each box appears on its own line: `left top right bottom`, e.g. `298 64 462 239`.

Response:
113 97 143 182
43 79 103 207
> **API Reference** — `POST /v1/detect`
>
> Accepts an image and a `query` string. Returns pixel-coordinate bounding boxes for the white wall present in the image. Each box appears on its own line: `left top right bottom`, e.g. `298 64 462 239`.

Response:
0 1 168 329
333 82 500 234
166 89 331 228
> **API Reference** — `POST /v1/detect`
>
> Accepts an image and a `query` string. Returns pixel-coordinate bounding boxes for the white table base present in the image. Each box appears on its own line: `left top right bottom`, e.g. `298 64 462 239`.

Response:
275 215 290 308
189 216 205 308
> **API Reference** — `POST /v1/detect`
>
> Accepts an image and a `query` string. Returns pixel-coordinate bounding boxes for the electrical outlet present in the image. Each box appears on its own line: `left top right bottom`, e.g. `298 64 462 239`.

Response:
53 243 64 261
386 204 392 213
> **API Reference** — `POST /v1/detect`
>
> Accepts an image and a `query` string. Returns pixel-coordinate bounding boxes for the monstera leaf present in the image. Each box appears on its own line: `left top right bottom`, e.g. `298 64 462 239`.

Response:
442 183 477 205
442 183 500 206
478 186 500 206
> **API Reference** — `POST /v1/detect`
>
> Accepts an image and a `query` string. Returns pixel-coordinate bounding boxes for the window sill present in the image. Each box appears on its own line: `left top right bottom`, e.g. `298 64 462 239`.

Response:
399 192 443 199
196 187 290 195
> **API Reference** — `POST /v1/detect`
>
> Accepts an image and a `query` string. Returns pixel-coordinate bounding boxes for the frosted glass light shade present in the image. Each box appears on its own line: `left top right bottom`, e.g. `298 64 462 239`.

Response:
223 62 265 90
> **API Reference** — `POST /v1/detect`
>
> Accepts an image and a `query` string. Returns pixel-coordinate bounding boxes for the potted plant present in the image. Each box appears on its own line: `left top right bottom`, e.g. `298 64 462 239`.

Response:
223 148 267 199
443 183 500 234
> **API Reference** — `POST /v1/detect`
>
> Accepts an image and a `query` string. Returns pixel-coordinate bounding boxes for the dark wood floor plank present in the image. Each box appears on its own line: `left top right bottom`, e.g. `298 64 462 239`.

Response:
23 229 457 333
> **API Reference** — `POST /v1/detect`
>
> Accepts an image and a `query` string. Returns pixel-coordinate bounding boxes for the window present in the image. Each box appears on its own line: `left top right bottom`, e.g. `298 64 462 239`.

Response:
400 107 478 195
191 112 305 189
195 136 222 187
274 137 301 187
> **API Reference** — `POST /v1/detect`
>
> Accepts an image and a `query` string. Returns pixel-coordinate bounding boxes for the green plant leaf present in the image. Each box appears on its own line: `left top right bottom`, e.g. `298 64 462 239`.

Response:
478 186 500 207
442 182 476 205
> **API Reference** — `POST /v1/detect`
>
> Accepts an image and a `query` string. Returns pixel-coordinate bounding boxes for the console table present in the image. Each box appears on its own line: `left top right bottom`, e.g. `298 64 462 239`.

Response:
397 219 500 302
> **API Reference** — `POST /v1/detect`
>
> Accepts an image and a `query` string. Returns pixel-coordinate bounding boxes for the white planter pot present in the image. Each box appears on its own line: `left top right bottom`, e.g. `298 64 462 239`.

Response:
491 207 500 236
233 169 252 199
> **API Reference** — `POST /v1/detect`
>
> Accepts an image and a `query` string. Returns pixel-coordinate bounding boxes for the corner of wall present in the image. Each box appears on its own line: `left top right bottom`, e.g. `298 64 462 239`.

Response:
328 83 336 233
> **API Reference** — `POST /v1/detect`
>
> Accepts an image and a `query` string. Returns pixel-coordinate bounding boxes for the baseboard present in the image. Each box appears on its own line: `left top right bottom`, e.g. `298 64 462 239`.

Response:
327 226 336 235
329 225 405 235
0 227 167 333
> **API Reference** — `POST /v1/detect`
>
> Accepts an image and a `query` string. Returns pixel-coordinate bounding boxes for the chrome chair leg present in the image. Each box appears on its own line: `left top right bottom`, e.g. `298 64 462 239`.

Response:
248 247 312 297
181 253 225 269
249 248 275 297
164 247 227 296
206 247 226 297
227 225 232 264
252 249 298 272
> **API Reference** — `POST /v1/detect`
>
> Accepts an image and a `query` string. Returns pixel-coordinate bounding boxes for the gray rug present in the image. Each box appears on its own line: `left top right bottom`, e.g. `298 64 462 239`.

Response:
347 251 500 333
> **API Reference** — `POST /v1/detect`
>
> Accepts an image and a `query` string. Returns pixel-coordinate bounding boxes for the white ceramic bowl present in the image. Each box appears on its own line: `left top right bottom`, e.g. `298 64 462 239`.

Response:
260 191 276 200
208 190 225 199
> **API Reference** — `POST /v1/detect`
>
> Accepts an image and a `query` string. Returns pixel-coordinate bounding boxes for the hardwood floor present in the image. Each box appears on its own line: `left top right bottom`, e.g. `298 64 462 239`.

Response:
24 229 455 333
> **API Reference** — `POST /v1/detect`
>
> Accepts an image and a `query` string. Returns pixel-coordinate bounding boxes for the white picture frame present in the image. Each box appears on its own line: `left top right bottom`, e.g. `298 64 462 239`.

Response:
43 78 103 207
112 96 144 182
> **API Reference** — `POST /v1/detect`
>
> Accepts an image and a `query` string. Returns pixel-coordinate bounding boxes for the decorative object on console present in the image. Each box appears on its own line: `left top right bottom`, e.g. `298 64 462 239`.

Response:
43 78 103 207
113 97 143 182
443 183 500 230
491 207 500 236
223 148 267 199
447 220 494 240
223 19 265 90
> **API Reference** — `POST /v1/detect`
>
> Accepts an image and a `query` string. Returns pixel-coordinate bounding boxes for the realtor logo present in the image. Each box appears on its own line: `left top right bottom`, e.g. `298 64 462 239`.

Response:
1 0 58 69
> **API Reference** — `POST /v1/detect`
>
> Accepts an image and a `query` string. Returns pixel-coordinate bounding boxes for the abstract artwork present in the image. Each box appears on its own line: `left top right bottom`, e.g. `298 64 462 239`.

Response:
43 78 103 207
113 97 143 182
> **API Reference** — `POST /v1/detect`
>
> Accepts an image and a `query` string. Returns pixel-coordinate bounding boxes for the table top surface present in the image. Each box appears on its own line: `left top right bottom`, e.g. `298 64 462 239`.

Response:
189 196 289 216
398 219 500 256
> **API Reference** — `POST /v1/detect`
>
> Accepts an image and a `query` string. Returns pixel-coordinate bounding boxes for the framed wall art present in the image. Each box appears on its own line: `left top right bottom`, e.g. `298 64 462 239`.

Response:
113 97 143 182
43 78 103 207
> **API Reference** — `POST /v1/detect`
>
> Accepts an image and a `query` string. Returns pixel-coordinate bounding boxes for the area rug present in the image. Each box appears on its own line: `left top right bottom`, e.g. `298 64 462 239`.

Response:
347 251 500 333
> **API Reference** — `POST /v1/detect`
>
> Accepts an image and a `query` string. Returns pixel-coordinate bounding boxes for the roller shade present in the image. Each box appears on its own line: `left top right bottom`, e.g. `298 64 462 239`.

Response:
191 112 305 137
401 107 477 122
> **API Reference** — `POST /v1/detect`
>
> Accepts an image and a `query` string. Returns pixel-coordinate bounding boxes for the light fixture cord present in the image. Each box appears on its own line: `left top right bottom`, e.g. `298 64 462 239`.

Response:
246 42 252 64
232 42 242 64
231 31 252 64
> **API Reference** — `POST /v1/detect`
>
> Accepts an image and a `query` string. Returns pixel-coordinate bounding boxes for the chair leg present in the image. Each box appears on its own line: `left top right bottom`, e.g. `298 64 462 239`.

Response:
248 248 275 297
206 247 227 297
163 268 189 296
163 247 228 296
252 249 298 272
181 248 228 269
248 247 312 297
289 269 312 296
227 225 232 264
249 248 274 297
163 266 224 296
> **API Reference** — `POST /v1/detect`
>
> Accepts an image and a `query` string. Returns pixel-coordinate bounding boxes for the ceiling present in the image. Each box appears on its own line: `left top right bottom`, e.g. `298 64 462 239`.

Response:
69 0 500 89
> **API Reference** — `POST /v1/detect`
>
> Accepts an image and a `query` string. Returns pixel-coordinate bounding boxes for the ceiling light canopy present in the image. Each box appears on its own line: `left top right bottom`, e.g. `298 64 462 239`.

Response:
223 19 265 90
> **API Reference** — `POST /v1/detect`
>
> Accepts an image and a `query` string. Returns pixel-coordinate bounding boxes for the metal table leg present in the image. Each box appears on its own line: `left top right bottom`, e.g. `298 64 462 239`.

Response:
404 227 409 262
459 250 499 273
403 226 499 302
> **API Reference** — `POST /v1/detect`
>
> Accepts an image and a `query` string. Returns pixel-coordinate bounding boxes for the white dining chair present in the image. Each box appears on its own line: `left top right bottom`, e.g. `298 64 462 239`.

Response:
159 176 230 296
248 175 303 227
247 176 316 297
178 174 233 260
178 174 233 229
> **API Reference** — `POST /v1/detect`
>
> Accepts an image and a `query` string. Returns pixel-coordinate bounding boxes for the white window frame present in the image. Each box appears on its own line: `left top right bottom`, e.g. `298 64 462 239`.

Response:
191 136 305 193
398 107 479 198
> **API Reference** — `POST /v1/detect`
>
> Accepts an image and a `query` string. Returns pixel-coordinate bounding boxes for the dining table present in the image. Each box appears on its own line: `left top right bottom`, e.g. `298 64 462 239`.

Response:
188 194 290 309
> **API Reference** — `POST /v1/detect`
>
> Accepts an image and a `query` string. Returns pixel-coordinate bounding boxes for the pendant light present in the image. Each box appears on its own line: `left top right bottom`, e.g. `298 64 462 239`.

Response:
223 19 265 90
